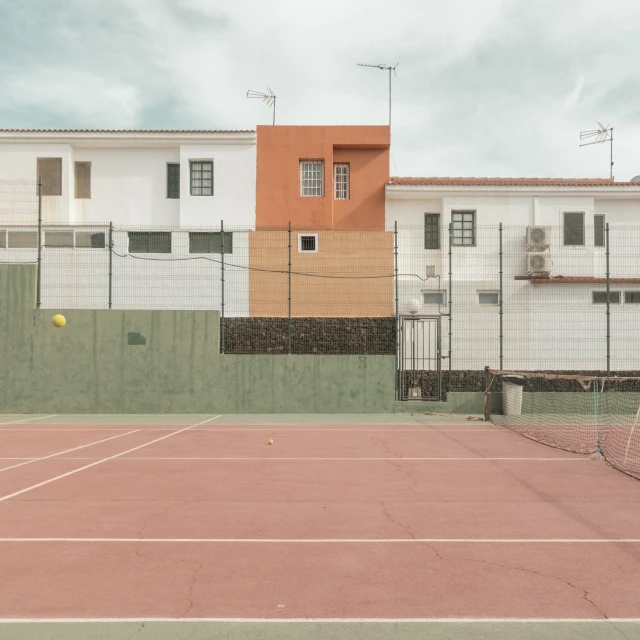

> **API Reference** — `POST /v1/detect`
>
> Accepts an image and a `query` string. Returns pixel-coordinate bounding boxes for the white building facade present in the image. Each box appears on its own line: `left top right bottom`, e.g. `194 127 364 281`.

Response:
386 177 640 372
0 129 256 314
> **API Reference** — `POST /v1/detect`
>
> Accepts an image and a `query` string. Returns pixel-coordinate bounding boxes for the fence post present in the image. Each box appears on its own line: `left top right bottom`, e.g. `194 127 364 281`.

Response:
394 221 399 401
605 222 610 375
448 222 453 378
108 222 113 309
220 220 225 355
288 222 292 355
36 177 42 309
499 223 503 370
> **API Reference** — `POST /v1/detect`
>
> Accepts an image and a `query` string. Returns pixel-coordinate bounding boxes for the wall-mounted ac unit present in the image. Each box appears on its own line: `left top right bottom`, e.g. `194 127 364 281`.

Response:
526 226 550 251
425 265 438 277
527 252 549 275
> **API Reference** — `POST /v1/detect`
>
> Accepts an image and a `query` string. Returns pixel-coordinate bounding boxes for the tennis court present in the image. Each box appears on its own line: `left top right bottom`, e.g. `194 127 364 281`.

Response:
1 413 640 640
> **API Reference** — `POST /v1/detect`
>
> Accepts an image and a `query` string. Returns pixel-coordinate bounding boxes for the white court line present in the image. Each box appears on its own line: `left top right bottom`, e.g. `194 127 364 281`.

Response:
0 415 57 425
1 537 638 543
1 456 587 462
0 430 140 473
0 428 506 433
0 415 222 503
1 617 639 623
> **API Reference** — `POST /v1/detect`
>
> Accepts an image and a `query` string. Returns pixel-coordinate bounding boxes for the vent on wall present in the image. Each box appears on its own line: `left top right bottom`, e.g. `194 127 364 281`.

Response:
527 252 549 275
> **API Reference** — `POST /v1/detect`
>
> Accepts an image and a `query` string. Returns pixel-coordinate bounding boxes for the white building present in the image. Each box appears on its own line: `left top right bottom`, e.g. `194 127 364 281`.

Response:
0 129 256 314
386 177 640 372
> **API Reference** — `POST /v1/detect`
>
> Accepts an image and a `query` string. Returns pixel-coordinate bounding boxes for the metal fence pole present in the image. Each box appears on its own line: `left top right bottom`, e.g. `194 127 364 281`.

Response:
394 221 399 401
36 178 42 308
606 222 610 375
108 222 113 309
448 222 453 377
499 223 503 370
288 222 292 355
220 220 225 355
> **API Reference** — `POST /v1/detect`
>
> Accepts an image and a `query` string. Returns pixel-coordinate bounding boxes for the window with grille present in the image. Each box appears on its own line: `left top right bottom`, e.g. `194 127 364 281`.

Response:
594 214 605 247
298 233 318 253
128 232 172 254
37 157 62 196
333 163 349 199
592 291 620 304
74 162 91 199
478 291 499 305
300 160 324 196
189 232 233 254
451 211 475 246
424 213 440 249
625 291 640 304
167 163 180 199
563 212 585 246
423 291 446 305
190 161 213 196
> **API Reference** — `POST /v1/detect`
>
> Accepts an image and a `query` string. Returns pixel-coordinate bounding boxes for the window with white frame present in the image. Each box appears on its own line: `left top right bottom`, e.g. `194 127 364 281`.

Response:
592 291 620 304
423 290 446 305
451 211 475 246
298 233 318 253
300 160 324 196
563 212 585 246
624 291 640 304
333 163 349 199
478 291 499 305
190 160 213 196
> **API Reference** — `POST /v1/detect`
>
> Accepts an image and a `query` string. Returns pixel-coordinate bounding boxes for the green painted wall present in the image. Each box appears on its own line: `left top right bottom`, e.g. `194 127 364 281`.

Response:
0 265 395 414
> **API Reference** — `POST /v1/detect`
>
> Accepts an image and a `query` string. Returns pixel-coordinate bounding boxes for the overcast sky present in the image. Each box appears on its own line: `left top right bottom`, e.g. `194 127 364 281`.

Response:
1 0 639 180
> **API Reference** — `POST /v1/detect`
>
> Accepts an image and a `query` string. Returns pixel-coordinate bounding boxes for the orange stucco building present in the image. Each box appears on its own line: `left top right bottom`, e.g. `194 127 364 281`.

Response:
250 126 394 317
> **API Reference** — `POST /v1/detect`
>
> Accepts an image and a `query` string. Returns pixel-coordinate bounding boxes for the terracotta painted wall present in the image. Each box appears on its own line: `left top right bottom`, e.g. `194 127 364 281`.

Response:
255 126 390 230
249 230 394 317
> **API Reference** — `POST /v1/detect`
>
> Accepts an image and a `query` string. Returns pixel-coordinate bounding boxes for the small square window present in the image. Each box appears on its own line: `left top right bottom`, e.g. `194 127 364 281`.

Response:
564 212 585 246
478 291 499 305
592 291 620 304
624 291 640 304
190 161 213 196
300 160 324 197
189 232 233 254
423 291 446 305
298 233 318 253
167 163 180 199
333 163 349 199
451 211 475 246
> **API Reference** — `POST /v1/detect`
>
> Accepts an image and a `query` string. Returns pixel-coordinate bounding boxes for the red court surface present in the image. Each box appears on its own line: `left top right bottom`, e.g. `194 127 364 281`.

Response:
1 414 640 639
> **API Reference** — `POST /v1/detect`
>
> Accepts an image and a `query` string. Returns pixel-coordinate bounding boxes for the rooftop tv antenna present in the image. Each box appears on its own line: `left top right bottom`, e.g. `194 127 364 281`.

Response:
357 63 398 127
580 121 614 179
247 86 277 125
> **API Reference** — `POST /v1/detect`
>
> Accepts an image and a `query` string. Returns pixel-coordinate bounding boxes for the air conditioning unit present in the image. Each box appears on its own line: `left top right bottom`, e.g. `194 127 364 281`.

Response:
526 226 550 251
527 252 550 275
426 265 438 277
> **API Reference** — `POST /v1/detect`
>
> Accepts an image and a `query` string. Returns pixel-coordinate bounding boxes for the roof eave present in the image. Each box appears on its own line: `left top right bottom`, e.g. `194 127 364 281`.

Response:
385 184 640 198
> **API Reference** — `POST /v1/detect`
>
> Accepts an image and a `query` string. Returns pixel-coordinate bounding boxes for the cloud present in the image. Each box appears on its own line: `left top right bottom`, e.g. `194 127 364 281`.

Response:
0 0 639 178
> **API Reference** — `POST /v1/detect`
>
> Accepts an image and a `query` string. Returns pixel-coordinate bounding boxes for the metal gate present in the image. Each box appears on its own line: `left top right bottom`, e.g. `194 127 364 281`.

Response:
399 315 441 401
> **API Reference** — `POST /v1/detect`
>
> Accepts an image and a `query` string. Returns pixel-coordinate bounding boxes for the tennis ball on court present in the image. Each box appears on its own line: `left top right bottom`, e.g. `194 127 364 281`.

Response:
52 314 66 328
268 439 274 445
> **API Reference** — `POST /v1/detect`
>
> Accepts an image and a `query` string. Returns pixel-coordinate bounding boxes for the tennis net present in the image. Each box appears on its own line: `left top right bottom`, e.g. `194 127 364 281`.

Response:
485 368 640 481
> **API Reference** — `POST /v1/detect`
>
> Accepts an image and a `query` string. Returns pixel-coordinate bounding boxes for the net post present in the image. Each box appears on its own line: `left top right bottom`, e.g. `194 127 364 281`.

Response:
287 222 292 355
483 365 491 421
499 223 503 370
220 220 225 355
36 177 42 309
448 222 452 380
108 221 113 309
605 222 610 375
593 379 603 458
394 221 399 401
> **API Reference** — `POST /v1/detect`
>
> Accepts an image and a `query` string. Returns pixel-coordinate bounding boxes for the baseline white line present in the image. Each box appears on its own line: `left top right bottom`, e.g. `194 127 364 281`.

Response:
0 415 222 503
0 427 504 432
0 415 57 425
1 617 639 623
1 537 638 543
0 430 140 473
3 456 587 461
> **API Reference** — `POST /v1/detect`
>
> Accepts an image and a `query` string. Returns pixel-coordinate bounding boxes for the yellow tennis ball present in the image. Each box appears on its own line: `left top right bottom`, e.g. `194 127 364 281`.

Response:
268 439 274 445
52 314 66 328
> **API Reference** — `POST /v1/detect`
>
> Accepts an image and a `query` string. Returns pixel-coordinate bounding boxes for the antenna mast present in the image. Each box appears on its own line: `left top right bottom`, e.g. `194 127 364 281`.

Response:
580 122 614 179
357 63 399 127
247 87 277 125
